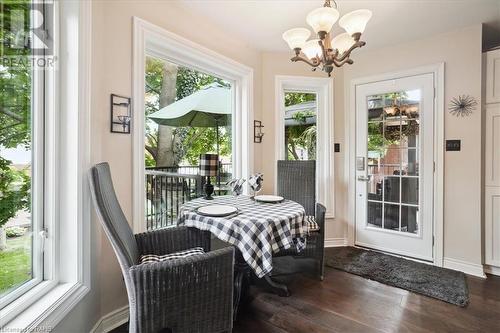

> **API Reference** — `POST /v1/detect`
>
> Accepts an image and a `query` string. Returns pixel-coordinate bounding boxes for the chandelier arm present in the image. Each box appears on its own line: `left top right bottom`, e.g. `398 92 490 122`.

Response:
290 55 322 68
332 57 354 67
335 40 366 62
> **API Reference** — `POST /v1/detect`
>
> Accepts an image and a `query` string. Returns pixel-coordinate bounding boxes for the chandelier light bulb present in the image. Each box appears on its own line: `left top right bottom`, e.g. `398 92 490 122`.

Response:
306 6 340 35
339 9 372 36
282 28 311 50
301 39 322 60
331 32 355 54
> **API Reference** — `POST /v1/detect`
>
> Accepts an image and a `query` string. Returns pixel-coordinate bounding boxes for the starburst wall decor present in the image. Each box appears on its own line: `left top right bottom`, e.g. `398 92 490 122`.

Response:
448 95 477 117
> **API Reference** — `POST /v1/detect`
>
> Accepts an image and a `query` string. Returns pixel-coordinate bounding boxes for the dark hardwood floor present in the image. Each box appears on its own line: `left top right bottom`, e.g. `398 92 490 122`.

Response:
112 248 500 333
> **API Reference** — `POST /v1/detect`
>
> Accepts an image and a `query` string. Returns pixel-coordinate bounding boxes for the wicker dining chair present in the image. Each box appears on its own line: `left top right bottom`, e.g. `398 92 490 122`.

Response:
276 160 326 281
89 162 234 333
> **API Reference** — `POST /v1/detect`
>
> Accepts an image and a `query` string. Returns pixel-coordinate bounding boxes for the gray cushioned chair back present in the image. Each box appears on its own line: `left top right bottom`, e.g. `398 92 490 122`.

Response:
89 162 139 268
277 160 316 216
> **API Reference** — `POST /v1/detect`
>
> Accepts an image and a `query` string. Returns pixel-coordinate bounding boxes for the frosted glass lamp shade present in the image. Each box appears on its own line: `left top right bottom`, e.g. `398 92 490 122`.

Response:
331 32 355 54
306 6 340 34
301 39 322 59
339 9 372 35
282 28 311 50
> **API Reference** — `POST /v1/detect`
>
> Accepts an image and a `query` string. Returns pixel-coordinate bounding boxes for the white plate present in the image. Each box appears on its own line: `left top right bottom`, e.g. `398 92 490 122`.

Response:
254 195 284 203
196 204 238 217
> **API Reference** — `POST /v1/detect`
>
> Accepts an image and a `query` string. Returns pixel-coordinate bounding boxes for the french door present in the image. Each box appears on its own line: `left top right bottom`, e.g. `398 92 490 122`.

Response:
355 73 435 261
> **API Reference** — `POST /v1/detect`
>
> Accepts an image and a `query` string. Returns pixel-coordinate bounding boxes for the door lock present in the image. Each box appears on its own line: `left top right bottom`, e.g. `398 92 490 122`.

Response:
357 175 372 182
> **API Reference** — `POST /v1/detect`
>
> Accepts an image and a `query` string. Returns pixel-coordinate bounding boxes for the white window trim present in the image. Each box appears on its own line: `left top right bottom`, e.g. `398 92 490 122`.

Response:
132 17 254 233
1 0 92 329
345 63 445 267
274 75 335 218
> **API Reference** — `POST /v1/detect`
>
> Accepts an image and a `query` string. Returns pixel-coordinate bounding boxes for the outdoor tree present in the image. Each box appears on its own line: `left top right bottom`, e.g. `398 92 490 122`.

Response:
284 93 317 160
0 0 31 249
145 57 231 167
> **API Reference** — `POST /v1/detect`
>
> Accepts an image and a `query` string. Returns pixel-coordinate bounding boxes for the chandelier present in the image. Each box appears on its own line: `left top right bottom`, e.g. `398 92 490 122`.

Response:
282 0 372 76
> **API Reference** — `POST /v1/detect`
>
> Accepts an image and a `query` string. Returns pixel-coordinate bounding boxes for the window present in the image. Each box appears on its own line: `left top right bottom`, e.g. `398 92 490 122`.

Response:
284 91 317 161
143 56 234 229
0 0 49 309
275 76 334 217
133 17 253 233
0 1 91 328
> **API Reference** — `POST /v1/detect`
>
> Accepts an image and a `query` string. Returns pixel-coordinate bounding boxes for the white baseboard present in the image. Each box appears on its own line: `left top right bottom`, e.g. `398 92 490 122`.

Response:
324 238 347 247
443 257 486 278
484 265 500 276
91 305 129 333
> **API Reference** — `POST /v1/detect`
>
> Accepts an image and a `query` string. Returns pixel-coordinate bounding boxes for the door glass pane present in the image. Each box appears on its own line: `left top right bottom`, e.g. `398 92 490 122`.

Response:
401 206 419 234
384 177 400 203
284 92 317 161
402 148 419 176
0 0 35 296
384 204 400 231
401 177 419 205
367 201 382 228
366 90 421 234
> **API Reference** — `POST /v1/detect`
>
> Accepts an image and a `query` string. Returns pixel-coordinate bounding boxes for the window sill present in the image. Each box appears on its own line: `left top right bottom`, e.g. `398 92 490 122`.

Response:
2 282 89 332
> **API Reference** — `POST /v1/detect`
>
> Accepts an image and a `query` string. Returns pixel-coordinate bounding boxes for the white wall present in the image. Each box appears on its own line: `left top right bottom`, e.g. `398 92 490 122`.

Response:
53 1 262 331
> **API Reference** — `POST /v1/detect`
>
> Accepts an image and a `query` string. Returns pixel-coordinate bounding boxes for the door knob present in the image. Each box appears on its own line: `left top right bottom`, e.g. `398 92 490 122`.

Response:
357 175 372 182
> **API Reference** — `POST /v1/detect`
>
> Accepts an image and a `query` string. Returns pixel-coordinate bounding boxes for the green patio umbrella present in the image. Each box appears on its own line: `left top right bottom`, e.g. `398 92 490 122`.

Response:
148 83 231 186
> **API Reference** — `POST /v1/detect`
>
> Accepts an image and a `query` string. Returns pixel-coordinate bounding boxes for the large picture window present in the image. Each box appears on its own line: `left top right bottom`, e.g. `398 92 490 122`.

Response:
143 55 233 229
0 0 48 308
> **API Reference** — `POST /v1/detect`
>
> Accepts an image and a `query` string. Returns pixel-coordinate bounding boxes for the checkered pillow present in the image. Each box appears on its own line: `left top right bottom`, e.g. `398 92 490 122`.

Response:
305 215 320 232
140 247 205 264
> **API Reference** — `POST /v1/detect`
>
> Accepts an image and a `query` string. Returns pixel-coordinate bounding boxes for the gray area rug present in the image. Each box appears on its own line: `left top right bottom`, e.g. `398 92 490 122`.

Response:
326 247 469 307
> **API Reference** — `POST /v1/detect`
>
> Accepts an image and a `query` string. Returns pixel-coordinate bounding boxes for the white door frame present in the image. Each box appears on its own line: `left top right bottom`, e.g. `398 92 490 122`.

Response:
274 75 335 218
345 64 445 266
132 17 254 233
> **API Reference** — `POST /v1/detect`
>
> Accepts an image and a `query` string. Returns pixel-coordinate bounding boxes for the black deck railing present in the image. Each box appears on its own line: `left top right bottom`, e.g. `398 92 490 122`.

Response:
145 164 232 230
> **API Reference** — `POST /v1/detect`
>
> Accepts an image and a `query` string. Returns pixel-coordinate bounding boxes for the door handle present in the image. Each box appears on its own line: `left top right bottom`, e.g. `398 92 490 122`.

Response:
357 175 372 182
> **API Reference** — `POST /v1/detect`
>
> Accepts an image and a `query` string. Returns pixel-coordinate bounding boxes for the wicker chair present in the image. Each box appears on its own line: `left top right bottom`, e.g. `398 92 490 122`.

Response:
276 160 326 281
89 162 234 333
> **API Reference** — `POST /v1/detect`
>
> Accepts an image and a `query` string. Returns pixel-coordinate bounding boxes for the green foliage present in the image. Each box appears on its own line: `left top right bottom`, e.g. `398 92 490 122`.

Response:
5 226 26 238
0 1 32 230
292 110 315 123
0 0 31 149
285 92 316 107
144 57 232 166
367 91 417 155
0 158 30 228
284 93 317 160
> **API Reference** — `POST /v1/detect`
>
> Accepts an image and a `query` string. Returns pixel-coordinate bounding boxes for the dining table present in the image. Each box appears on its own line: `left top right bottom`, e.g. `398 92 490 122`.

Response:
178 195 308 317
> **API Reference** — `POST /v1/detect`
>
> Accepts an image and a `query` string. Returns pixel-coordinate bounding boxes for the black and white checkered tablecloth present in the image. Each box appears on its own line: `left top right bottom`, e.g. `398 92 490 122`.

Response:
178 195 307 278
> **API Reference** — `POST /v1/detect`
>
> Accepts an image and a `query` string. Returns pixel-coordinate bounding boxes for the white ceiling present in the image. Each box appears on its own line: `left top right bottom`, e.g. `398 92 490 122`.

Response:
174 0 500 52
